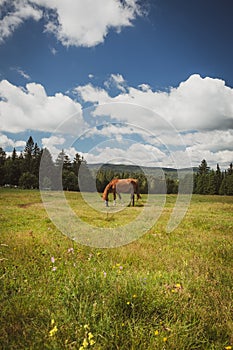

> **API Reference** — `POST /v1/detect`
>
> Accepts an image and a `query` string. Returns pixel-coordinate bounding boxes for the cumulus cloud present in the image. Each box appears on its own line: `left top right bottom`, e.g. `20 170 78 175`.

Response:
0 0 43 43
104 73 126 92
0 133 25 149
1 75 233 168
0 79 86 133
75 74 233 167
0 0 142 47
76 83 112 105
82 142 167 167
41 135 65 159
41 136 84 161
77 74 233 132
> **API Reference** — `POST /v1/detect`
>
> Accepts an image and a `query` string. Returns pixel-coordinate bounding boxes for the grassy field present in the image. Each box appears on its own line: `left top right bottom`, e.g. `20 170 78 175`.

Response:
0 188 233 350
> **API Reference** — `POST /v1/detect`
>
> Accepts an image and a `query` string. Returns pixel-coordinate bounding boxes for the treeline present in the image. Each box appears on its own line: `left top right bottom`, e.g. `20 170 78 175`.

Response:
0 136 84 191
193 159 233 195
0 137 232 195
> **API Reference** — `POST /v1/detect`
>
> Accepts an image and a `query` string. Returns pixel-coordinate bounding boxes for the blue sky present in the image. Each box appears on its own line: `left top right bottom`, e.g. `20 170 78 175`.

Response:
0 0 233 169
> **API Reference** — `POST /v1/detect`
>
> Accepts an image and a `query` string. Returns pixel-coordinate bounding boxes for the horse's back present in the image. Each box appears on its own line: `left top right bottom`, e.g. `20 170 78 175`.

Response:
115 179 134 193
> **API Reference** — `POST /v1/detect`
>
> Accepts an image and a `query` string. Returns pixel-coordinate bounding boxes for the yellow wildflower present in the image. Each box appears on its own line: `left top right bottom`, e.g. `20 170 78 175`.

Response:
163 337 167 342
49 325 58 337
82 338 89 348
154 330 159 336
225 347 232 350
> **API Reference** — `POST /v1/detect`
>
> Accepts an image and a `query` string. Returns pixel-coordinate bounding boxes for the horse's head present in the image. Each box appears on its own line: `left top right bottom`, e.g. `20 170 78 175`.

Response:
102 184 110 201
102 180 118 207
102 181 114 201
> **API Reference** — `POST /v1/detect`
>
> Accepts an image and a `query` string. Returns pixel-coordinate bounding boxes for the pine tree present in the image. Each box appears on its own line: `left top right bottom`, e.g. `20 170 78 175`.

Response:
228 163 233 175
9 148 21 186
208 170 216 194
32 142 41 177
195 159 210 194
198 159 209 175
72 153 82 176
215 164 222 194
55 149 65 168
39 148 54 190
0 147 6 185
23 136 35 172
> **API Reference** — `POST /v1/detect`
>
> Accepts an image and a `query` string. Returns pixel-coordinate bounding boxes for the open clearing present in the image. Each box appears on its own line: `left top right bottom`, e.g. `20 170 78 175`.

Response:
0 189 233 349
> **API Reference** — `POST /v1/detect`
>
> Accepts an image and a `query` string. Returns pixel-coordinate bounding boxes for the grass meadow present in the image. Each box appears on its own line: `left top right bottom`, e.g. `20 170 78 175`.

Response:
0 188 233 350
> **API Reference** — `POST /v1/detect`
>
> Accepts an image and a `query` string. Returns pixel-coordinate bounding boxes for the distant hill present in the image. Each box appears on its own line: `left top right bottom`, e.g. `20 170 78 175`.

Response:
87 163 197 179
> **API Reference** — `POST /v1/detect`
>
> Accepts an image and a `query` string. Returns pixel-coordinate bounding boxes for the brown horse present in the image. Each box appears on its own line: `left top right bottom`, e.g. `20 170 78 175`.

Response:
102 178 141 207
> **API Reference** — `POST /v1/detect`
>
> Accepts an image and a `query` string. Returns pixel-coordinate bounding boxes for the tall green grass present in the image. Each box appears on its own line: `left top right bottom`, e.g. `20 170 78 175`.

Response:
0 189 233 349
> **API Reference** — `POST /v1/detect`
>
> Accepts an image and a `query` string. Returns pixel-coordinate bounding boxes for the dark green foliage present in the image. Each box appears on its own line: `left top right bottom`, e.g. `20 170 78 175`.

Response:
62 170 79 191
166 178 178 194
0 141 233 195
194 160 233 196
0 147 6 185
19 172 38 189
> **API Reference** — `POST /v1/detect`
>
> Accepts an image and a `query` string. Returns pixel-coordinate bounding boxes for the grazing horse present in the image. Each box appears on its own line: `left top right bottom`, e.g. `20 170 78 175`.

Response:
102 178 141 207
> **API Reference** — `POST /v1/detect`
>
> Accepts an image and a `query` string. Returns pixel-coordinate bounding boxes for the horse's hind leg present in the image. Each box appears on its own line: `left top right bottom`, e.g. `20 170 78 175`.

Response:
128 193 134 206
132 194 135 206
113 191 117 206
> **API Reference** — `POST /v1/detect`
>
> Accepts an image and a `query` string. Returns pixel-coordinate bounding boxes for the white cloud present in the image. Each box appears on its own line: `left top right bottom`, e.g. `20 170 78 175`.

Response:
76 74 233 168
0 133 25 149
42 135 65 148
12 67 31 80
0 0 142 47
0 79 86 133
76 83 112 105
138 83 151 92
81 123 141 139
41 135 65 159
78 74 233 132
82 142 167 167
1 76 233 169
0 0 43 43
49 47 57 55
104 73 126 92
41 136 84 161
